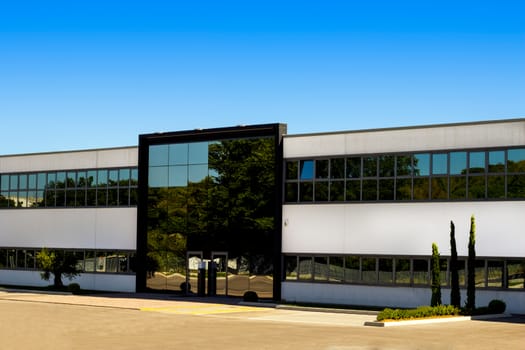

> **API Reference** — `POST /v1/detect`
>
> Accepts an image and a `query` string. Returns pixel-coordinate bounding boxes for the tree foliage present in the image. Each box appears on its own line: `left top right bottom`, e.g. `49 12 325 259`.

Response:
430 242 442 306
466 215 476 310
449 220 461 308
36 248 82 288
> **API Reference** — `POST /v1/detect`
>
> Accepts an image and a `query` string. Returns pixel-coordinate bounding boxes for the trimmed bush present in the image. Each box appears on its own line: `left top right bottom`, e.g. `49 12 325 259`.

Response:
179 282 191 292
488 299 506 314
68 283 81 294
243 291 259 302
377 305 460 321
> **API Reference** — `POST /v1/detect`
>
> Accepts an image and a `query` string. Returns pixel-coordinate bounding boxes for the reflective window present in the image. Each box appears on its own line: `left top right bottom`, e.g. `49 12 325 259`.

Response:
314 256 328 280
469 152 485 173
169 166 188 187
413 178 429 200
284 256 298 280
149 144 169 166
315 160 329 179
298 257 313 280
508 148 525 172
188 164 208 183
432 153 448 175
413 259 429 285
361 257 377 283
344 256 360 283
329 181 345 201
314 182 328 201
431 177 448 200
508 175 525 198
487 260 503 288
362 157 377 177
285 183 298 202
149 166 169 188
378 258 393 283
329 256 344 282
362 179 377 200
330 158 345 179
468 176 485 199
19 174 27 190
450 152 467 175
395 258 410 284
507 260 525 288
286 161 298 180
299 160 314 180
413 154 430 176
396 155 412 176
449 177 466 199
169 143 189 165
488 151 505 173
378 155 394 177
346 180 360 201
346 157 361 178
188 142 209 164
379 179 394 200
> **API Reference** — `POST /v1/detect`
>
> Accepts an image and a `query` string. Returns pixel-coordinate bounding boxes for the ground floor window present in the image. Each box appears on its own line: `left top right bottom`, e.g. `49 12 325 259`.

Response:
283 254 525 290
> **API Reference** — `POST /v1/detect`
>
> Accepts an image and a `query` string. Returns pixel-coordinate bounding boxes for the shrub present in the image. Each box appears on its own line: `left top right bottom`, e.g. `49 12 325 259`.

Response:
243 291 259 302
179 282 191 293
68 283 81 294
377 305 460 321
488 299 506 314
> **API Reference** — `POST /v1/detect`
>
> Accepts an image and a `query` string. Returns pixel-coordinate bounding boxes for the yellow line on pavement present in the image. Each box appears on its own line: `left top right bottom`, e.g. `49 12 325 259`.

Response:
141 304 263 315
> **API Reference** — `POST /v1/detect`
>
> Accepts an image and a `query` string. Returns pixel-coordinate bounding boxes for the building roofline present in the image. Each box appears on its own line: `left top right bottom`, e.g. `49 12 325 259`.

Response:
0 145 138 159
283 117 525 138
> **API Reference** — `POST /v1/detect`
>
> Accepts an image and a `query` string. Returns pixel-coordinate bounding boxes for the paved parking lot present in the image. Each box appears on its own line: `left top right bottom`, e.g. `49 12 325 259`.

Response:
0 290 523 349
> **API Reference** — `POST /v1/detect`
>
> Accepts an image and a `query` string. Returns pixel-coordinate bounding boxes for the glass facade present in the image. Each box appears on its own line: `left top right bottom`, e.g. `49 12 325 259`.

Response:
138 125 284 299
0 167 138 208
284 254 525 290
0 247 135 274
285 147 525 203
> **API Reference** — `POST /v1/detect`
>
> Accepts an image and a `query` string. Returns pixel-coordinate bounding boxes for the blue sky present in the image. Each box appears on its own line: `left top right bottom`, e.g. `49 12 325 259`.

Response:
1 1 524 154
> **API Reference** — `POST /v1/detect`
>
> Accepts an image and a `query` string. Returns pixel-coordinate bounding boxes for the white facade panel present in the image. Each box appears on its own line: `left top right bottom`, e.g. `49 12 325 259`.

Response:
0 208 136 250
284 119 525 158
283 202 525 257
0 147 138 173
0 270 136 292
282 282 525 314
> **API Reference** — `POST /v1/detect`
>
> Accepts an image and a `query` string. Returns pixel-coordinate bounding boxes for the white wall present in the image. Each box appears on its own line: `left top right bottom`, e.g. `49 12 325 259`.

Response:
0 208 136 250
282 282 525 314
0 270 136 292
0 147 138 173
283 202 525 257
284 119 525 158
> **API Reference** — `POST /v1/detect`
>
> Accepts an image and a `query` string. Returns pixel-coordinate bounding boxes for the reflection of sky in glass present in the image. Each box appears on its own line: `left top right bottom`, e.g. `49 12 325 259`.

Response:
149 144 169 166
413 154 430 176
469 152 485 169
508 148 525 163
169 165 188 187
189 164 208 183
450 152 466 175
300 160 313 180
432 153 448 175
149 166 168 187
169 143 188 165
189 142 209 164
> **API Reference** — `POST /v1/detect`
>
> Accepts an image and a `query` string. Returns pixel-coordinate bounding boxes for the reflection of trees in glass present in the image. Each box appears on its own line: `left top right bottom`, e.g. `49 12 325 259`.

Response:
146 137 277 278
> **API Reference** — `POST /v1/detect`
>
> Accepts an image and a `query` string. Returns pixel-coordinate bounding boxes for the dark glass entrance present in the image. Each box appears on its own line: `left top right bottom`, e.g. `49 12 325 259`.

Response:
136 124 286 300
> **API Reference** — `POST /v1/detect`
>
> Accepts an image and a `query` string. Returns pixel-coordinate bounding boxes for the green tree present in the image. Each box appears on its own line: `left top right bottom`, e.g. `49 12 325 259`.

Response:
450 220 461 308
466 215 476 310
36 248 81 288
431 242 442 306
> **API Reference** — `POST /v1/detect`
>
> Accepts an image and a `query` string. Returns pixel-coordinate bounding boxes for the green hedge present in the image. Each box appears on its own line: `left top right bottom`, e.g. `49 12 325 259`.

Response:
377 305 460 321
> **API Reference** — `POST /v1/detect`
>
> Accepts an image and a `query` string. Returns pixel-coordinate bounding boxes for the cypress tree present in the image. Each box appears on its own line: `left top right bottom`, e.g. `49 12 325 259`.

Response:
466 215 476 310
431 242 442 306
450 220 460 307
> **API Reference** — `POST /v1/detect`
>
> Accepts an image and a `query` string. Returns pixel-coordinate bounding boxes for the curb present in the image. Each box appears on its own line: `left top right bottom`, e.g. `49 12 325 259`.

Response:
364 313 510 327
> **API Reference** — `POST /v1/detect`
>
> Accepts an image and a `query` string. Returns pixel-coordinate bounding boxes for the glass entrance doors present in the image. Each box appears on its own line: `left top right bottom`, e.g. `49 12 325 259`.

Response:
211 252 228 296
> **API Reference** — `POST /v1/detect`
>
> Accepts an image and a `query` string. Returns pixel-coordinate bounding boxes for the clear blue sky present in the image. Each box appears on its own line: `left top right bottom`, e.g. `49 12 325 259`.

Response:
1 0 524 154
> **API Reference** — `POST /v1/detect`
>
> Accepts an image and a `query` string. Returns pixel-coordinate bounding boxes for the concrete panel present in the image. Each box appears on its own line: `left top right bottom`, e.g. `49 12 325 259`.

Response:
0 270 135 292
0 208 136 250
283 202 525 257
281 282 525 314
284 120 525 158
0 147 138 173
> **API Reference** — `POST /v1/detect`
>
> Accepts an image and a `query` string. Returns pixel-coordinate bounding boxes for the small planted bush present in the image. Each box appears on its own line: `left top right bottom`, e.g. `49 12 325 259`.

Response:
488 299 506 314
377 305 460 321
243 291 259 302
68 283 81 294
